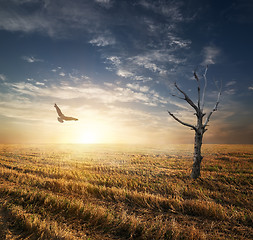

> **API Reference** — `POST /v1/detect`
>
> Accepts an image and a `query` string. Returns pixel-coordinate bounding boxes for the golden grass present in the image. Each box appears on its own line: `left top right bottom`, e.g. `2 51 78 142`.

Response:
0 144 252 239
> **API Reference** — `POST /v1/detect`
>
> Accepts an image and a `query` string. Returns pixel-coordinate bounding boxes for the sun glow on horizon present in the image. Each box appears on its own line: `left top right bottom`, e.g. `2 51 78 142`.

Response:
77 129 101 144
73 120 113 144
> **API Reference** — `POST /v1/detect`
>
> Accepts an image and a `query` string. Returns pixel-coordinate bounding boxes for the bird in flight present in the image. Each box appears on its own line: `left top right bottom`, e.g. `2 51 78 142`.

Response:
54 103 78 123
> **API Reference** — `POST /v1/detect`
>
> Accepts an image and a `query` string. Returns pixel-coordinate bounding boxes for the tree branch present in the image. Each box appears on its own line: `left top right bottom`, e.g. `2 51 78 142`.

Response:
170 93 185 100
203 90 221 127
168 111 197 131
193 66 199 82
194 70 201 110
174 82 199 113
201 65 208 111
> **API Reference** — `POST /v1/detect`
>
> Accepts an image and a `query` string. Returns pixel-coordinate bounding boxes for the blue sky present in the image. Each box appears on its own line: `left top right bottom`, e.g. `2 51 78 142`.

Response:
0 0 252 144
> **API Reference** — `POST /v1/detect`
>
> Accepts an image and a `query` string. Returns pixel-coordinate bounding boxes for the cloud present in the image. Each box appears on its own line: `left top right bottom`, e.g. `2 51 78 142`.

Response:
116 69 134 78
226 81 236 87
59 72 66 77
89 35 115 46
126 83 149 93
202 46 220 65
0 74 7 81
22 55 43 63
106 55 154 82
0 0 129 41
0 0 108 38
106 56 121 67
2 72 169 110
95 0 111 2
167 34 191 49
139 0 184 22
133 75 153 82
1 0 194 85
7 0 42 5
8 82 44 97
128 50 185 75
224 80 236 95
248 86 253 90
35 82 45 86
94 0 113 8
103 40 188 84
224 89 236 95
0 9 49 34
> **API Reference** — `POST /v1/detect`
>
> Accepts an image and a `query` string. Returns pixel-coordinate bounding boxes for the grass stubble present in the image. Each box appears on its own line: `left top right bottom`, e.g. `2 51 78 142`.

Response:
0 144 252 239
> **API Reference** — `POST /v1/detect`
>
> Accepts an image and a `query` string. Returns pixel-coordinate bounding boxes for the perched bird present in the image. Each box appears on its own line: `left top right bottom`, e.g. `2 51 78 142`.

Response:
54 103 78 123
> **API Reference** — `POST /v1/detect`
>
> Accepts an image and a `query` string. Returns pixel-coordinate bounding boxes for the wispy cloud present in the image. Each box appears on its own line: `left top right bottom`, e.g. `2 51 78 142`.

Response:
224 89 236 95
139 0 184 22
22 55 43 63
248 86 253 91
0 8 50 34
59 72 66 77
167 34 192 49
202 46 220 65
106 56 121 67
105 47 186 84
0 74 7 81
35 82 45 86
126 83 149 93
226 81 236 87
1 0 194 85
1 70 170 110
0 0 105 38
116 69 134 78
126 50 185 78
225 80 236 95
89 35 115 47
94 0 113 8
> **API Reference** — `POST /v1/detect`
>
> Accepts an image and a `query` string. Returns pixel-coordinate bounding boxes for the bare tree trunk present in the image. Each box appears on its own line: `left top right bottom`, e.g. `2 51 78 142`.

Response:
168 66 221 179
191 130 203 179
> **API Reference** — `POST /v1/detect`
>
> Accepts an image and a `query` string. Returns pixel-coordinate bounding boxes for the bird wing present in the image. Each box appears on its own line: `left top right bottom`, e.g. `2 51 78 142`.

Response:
54 104 78 121
54 104 65 118
57 117 64 123
62 116 78 121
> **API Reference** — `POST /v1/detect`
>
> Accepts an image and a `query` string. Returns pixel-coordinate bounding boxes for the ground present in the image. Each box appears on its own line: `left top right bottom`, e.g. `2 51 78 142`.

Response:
0 144 252 239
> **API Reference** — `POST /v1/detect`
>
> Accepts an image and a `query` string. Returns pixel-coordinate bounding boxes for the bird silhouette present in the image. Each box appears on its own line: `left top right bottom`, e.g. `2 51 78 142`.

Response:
54 103 78 123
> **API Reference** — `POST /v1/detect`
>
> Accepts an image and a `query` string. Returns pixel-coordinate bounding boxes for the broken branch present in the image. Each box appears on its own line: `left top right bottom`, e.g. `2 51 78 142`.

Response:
168 111 197 131
201 65 208 111
204 90 221 127
174 82 199 113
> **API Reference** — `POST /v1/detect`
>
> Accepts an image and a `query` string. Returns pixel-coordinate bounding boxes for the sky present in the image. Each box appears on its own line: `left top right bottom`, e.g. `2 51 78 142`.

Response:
0 0 253 145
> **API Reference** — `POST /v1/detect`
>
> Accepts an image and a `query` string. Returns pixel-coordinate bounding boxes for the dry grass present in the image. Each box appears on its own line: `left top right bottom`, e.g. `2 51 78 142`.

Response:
0 144 252 239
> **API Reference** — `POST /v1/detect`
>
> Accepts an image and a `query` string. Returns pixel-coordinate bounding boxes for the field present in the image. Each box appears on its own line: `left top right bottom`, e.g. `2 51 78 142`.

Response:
0 144 252 240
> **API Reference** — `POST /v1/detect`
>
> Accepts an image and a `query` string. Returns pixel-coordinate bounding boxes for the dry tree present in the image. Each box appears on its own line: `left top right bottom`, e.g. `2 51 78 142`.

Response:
168 66 221 179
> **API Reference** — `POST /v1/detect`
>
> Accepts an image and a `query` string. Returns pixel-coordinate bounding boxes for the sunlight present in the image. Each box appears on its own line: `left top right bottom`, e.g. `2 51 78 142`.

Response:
73 119 114 144
78 129 100 144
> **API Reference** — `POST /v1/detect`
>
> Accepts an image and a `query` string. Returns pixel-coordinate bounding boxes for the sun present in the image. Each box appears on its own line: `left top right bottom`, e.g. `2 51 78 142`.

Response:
73 119 114 144
78 129 100 144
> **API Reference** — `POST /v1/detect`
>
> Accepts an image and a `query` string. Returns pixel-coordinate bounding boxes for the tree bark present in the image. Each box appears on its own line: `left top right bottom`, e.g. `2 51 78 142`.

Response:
168 67 220 179
191 130 203 179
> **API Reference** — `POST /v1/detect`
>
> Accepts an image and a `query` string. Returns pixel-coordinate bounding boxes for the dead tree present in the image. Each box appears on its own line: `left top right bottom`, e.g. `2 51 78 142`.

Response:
168 66 221 179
